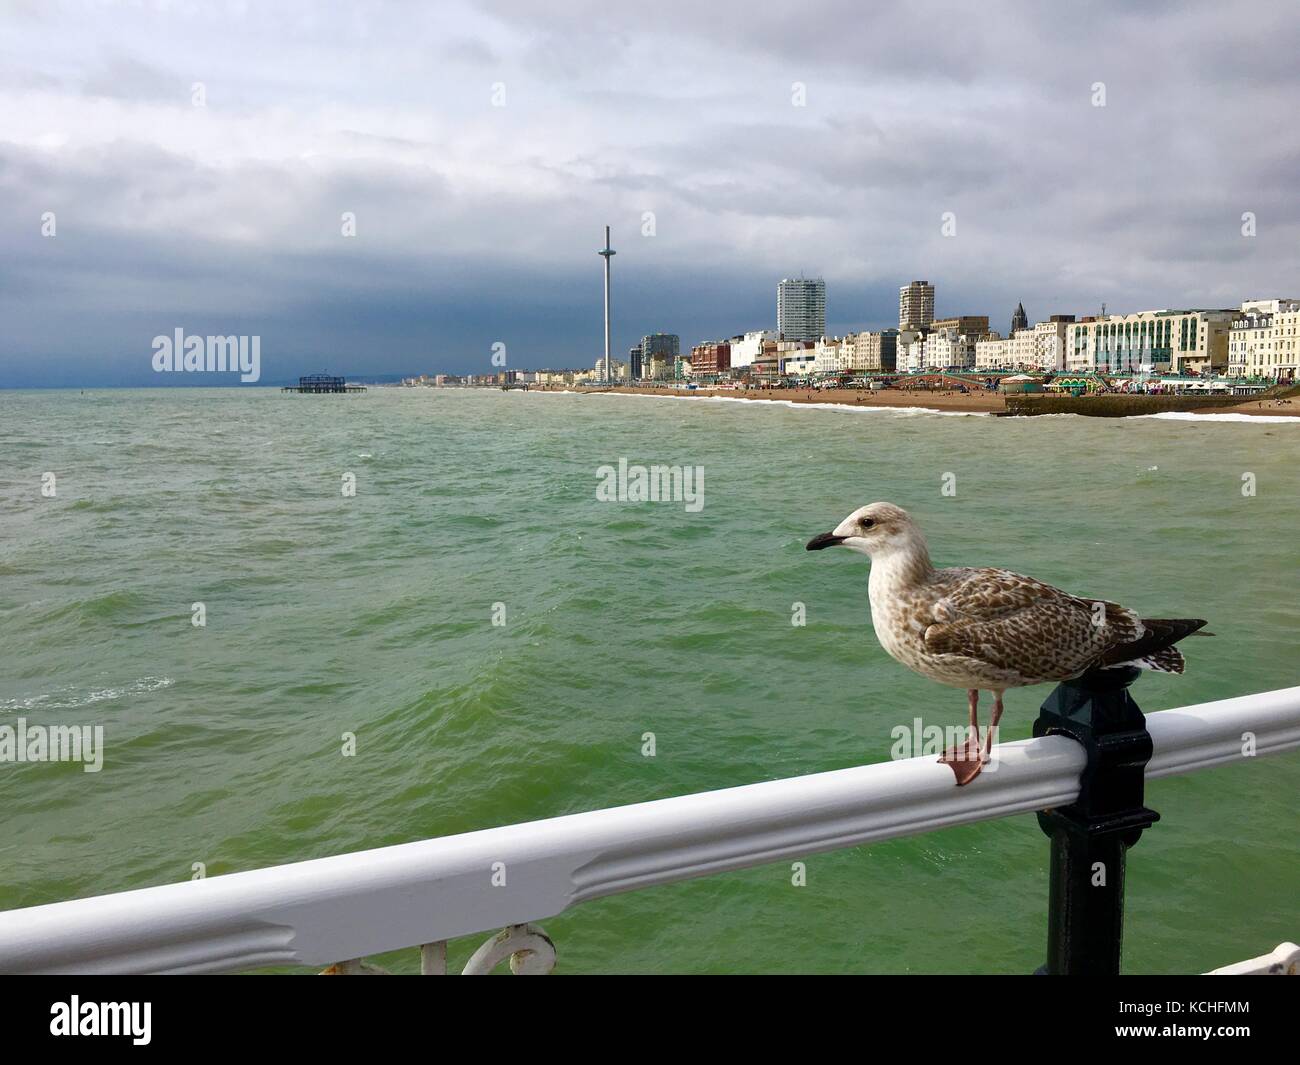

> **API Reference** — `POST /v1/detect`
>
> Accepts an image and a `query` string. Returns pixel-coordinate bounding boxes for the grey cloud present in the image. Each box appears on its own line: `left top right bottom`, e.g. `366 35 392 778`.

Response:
81 56 185 102
2 0 1298 386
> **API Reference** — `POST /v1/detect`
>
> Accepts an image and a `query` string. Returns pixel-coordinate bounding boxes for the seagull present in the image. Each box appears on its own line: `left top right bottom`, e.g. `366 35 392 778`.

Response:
806 502 1207 785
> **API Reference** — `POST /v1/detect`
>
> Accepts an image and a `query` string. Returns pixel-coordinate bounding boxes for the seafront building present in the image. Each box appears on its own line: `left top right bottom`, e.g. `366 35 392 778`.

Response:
592 356 629 382
690 340 731 375
899 281 935 330
975 335 1008 370
813 337 844 373
1228 313 1275 378
921 330 976 370
1031 316 1074 371
846 329 899 371
1228 299 1300 379
728 330 780 368
783 350 818 375
931 315 989 336
639 333 680 380
777 278 826 342
1065 310 1237 375
1007 329 1037 369
1271 304 1300 380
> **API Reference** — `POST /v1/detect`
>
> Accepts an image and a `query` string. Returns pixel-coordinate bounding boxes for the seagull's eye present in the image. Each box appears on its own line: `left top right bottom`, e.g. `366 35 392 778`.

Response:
860 518 875 529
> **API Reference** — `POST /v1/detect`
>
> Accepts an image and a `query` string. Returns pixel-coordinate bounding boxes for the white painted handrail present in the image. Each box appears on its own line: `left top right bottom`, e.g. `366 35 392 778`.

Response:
1206 942 1300 975
1 686 1297 974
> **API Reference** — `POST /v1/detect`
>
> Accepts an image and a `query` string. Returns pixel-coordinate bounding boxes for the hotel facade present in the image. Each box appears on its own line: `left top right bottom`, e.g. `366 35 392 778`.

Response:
1065 310 1237 375
1228 299 1300 379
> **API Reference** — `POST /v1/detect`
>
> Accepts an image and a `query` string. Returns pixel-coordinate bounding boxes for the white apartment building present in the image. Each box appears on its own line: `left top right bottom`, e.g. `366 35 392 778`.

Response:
1272 307 1300 380
1228 314 1275 377
922 329 976 370
777 278 826 343
1032 318 1073 371
1228 299 1300 379
1007 329 1037 369
813 337 843 374
728 330 780 368
903 336 925 372
975 337 1009 370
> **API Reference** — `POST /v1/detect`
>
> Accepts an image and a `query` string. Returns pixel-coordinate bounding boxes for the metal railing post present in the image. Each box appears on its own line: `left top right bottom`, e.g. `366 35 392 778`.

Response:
1033 666 1160 975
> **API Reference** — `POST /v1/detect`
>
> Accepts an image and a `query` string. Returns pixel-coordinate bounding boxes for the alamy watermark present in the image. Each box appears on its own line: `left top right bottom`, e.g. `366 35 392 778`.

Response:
151 328 261 382
1 718 103 772
596 459 704 512
890 718 1001 771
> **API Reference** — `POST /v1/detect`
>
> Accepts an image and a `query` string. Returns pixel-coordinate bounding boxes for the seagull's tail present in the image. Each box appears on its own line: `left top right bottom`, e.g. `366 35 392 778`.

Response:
1100 617 1210 674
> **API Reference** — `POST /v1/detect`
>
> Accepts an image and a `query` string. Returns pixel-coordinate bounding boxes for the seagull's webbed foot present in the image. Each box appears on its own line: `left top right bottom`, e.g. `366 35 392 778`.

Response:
939 737 985 786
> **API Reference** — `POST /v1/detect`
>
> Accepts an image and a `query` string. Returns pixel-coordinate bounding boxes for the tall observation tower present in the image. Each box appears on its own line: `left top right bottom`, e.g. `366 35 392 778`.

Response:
598 226 616 384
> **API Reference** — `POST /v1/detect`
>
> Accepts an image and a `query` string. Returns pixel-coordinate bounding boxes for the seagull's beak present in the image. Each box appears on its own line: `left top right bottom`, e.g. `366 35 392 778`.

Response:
805 532 846 551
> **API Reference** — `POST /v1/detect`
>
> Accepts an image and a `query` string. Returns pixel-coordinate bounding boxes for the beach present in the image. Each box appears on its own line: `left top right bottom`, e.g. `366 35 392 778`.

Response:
543 383 1300 417
596 384 1006 413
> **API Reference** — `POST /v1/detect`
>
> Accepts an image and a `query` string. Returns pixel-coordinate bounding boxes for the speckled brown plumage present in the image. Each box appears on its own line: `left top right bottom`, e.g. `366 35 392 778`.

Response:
808 502 1207 692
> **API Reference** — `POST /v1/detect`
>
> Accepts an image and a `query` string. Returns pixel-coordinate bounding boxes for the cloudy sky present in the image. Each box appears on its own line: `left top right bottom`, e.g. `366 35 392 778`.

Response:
2 0 1297 386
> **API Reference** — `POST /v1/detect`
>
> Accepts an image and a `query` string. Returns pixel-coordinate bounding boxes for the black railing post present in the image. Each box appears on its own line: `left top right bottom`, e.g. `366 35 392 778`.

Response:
1033 665 1160 975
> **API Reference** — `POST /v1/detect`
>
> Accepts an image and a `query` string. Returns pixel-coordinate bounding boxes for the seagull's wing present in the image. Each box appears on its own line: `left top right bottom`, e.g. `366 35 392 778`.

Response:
923 568 1142 680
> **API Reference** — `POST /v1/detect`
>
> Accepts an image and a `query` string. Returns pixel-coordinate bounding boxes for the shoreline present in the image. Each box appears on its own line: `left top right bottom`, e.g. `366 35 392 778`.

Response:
527 384 1300 419
585 384 1005 414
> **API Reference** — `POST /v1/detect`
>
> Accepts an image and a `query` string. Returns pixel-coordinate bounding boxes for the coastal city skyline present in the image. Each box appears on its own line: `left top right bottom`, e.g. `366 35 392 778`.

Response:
402 268 1300 387
4 1 1300 387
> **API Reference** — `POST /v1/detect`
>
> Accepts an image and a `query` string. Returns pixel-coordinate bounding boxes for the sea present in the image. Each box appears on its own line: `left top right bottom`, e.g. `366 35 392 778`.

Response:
1 386 1296 974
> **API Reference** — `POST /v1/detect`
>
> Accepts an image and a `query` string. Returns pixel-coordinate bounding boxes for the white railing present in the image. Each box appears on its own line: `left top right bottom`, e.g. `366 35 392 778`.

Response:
1 686 1298 975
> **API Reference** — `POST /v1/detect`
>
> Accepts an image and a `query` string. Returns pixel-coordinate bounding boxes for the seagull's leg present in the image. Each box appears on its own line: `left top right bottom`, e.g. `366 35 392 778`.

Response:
940 690 984 785
981 691 1005 763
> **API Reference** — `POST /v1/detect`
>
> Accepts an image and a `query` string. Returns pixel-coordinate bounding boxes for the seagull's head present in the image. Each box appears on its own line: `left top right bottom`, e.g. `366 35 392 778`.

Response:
805 502 923 560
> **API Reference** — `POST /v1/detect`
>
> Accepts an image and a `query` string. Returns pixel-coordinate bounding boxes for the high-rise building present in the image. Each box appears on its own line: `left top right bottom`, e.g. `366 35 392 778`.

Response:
777 277 826 342
640 333 679 380
628 344 643 380
640 333 679 359
1011 302 1029 335
899 281 935 331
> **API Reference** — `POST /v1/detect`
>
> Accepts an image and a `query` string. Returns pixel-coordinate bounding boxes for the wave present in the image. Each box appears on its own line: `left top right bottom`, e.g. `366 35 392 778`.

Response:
1134 412 1300 424
528 389 991 417
514 388 1300 423
0 676 174 712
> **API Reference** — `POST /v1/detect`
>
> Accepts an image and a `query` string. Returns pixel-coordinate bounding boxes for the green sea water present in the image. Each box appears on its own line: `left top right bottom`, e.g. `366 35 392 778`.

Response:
1 387 1297 975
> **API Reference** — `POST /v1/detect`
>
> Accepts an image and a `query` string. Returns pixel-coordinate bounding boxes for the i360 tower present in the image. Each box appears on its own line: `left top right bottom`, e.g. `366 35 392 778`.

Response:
598 227 616 384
